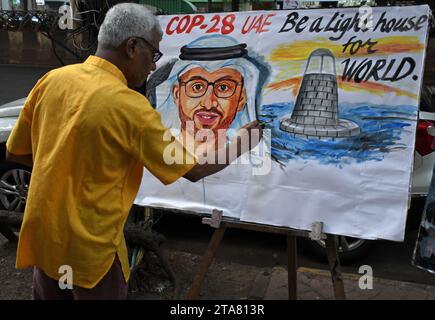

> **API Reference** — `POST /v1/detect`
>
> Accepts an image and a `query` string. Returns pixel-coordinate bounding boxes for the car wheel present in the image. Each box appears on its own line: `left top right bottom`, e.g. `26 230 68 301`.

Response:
0 161 31 212
299 236 374 264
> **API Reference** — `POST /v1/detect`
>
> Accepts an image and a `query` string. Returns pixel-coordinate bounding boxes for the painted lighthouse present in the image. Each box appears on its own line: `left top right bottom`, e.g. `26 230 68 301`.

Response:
280 48 360 139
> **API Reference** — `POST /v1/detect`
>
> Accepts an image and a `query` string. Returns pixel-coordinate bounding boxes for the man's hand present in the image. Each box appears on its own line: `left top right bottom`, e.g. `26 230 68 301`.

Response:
183 120 264 182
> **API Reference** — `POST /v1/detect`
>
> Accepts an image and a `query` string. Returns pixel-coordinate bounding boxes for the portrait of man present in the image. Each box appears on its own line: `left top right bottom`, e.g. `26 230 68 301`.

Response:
150 35 270 153
173 65 247 136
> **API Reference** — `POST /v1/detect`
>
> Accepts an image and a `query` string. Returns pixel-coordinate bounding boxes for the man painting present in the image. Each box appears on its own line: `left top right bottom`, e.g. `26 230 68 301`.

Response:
6 4 262 300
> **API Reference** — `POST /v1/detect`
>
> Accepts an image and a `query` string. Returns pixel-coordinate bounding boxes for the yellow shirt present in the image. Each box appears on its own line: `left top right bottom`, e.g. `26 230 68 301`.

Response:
6 55 196 288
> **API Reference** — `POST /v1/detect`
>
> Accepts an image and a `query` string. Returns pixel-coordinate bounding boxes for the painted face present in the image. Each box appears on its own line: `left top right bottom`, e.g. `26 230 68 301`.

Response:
172 67 247 133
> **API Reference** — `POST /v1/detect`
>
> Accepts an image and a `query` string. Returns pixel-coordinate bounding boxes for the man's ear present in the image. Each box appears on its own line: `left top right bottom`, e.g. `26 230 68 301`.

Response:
125 38 137 59
237 88 247 112
172 84 180 101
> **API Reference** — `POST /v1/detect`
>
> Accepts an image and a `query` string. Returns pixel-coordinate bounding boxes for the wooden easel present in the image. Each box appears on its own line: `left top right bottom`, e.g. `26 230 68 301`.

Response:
186 210 346 300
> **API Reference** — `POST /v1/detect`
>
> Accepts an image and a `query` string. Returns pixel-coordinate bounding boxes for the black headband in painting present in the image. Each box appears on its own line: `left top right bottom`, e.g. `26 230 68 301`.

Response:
179 43 248 61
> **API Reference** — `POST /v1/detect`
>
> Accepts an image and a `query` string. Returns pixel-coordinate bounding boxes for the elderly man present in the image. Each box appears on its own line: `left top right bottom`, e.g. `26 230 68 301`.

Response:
6 4 261 300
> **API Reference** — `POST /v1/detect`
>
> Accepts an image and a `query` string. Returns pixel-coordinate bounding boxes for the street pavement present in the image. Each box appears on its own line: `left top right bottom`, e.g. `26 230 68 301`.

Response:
136 248 435 300
264 267 435 300
3 234 435 300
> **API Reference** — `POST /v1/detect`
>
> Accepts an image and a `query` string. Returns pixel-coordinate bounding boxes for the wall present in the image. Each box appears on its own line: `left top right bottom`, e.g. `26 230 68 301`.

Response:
0 30 83 66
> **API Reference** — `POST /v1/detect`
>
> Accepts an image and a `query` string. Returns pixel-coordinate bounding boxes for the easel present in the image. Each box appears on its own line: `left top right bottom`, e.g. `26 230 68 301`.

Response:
186 210 346 300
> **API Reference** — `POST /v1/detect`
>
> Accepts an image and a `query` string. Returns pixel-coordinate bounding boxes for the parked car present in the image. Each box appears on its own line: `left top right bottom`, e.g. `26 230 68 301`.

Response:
0 97 30 213
1 86 435 262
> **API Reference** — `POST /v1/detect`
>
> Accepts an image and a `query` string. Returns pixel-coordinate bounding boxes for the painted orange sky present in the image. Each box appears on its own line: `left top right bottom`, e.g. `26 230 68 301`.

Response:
267 76 418 100
270 36 425 61
267 35 423 99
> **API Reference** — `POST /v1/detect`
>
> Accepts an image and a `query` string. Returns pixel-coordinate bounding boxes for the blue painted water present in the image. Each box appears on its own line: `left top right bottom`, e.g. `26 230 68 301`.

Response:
259 102 417 166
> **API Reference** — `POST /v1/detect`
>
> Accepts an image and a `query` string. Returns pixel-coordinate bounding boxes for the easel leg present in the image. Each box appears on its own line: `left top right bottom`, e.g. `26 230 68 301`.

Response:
325 235 346 300
287 235 298 300
186 224 227 299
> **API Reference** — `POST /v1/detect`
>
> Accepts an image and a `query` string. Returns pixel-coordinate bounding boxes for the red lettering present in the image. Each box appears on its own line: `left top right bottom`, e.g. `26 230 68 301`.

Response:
260 13 275 33
241 14 275 34
241 15 253 34
176 15 191 34
221 14 235 35
206 15 220 33
166 16 179 35
169 14 236 35
186 15 205 34
251 15 263 33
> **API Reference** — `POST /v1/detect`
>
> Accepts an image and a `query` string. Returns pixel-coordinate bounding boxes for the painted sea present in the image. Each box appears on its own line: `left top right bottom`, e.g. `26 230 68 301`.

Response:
258 102 417 166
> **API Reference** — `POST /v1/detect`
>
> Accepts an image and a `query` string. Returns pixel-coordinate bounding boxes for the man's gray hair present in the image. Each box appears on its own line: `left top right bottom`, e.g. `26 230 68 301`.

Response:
98 3 163 50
